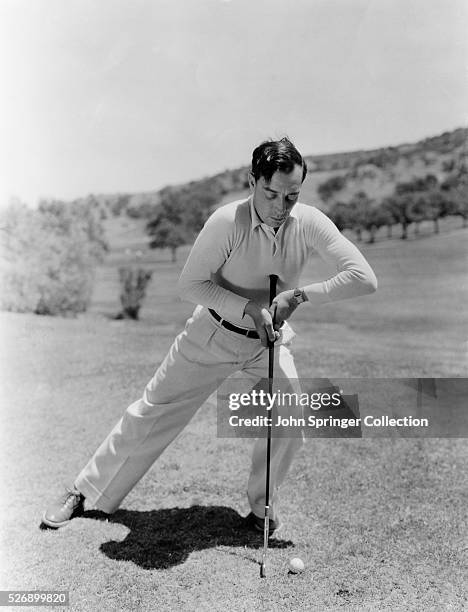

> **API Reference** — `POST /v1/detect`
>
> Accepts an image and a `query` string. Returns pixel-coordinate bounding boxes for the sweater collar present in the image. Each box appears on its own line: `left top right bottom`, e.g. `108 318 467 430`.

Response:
249 195 298 230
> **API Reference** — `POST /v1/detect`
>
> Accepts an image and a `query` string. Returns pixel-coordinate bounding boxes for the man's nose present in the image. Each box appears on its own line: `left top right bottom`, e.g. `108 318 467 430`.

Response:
275 194 287 211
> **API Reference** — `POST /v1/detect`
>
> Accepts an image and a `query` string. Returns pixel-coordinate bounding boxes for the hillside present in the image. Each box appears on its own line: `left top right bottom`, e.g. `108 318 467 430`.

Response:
95 127 467 221
95 127 466 252
302 127 468 210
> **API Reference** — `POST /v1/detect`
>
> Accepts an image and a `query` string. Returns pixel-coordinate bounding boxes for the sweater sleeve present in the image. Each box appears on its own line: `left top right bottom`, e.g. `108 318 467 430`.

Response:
177 207 250 319
303 207 378 303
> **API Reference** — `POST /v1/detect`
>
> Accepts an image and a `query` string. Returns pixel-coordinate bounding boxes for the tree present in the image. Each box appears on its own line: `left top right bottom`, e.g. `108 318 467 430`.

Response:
377 199 397 238
328 201 352 231
406 195 426 235
394 174 448 236
148 218 187 262
317 175 347 202
363 206 390 243
381 195 413 239
38 197 108 261
146 184 212 260
395 174 438 196
441 166 468 227
448 186 468 228
347 191 373 242
398 175 451 235
425 190 448 234
180 195 210 237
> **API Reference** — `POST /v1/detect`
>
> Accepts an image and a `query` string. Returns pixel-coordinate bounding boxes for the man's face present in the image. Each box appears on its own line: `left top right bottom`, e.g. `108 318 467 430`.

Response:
249 165 304 228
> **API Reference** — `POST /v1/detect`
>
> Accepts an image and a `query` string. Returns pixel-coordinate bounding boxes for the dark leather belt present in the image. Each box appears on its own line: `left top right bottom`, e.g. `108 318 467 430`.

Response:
208 309 259 339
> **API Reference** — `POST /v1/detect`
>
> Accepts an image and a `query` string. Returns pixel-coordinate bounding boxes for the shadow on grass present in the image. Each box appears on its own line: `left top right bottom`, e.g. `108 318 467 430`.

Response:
81 505 293 570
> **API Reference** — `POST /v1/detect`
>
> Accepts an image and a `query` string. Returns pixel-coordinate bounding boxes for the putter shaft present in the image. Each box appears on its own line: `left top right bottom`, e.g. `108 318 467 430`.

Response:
260 274 278 578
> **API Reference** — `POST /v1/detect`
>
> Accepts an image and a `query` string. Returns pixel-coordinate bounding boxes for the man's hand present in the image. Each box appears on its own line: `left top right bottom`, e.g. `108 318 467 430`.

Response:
270 290 299 328
244 301 280 348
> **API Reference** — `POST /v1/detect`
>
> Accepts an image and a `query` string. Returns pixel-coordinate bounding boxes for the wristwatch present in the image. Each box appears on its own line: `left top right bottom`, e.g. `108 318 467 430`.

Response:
292 287 307 306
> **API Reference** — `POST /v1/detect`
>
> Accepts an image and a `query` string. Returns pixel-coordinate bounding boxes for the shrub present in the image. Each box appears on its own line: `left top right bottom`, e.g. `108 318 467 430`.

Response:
0 199 107 315
116 267 153 320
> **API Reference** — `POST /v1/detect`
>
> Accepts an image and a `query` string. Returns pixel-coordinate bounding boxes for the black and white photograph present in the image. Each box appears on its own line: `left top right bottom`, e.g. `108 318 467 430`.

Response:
0 1 467 610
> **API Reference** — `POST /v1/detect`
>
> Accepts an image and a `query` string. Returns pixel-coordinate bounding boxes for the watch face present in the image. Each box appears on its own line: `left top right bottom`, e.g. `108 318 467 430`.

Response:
293 289 304 303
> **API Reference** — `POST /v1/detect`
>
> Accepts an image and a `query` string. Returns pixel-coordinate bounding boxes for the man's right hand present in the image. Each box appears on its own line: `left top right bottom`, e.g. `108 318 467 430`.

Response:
244 301 280 348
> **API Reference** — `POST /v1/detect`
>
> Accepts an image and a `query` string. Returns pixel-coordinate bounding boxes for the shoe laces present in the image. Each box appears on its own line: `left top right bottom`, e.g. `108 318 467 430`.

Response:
63 487 82 507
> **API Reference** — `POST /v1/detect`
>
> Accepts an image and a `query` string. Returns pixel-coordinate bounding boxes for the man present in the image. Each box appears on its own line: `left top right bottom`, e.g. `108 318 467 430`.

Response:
42 137 377 531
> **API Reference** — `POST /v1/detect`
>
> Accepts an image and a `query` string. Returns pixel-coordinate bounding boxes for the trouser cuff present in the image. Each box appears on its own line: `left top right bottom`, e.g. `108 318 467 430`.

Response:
74 476 119 514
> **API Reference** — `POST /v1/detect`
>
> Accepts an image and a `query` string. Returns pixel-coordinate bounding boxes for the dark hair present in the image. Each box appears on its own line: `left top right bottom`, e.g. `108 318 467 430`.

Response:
251 137 307 183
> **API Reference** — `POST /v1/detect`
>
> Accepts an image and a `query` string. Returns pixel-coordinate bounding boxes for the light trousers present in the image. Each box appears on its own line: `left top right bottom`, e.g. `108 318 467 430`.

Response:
75 306 304 521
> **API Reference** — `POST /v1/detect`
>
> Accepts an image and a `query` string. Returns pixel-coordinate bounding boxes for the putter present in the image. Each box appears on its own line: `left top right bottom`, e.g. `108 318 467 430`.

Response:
260 273 278 578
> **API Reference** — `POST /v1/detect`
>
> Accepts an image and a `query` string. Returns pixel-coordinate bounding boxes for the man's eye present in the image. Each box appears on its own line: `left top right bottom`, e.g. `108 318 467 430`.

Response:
287 195 298 202
266 194 277 201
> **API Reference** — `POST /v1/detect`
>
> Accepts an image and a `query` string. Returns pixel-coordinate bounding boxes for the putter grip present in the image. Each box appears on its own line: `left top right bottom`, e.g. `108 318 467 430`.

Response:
269 274 278 308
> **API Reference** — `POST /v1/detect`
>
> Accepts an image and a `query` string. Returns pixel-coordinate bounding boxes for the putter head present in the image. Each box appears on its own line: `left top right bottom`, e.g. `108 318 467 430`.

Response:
260 563 266 578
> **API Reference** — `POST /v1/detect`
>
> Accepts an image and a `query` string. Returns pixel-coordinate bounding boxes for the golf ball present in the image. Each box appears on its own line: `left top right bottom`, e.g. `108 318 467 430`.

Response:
289 557 305 573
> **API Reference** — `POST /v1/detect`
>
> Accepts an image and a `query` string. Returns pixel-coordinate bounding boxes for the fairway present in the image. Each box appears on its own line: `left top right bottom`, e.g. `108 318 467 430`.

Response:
91 218 468 377
0 225 467 611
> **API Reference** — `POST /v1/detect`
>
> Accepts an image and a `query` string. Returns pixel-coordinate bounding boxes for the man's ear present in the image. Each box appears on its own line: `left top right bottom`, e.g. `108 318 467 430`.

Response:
248 172 256 191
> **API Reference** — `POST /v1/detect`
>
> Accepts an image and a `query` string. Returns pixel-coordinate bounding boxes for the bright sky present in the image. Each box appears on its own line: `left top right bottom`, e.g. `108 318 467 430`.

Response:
1 0 467 206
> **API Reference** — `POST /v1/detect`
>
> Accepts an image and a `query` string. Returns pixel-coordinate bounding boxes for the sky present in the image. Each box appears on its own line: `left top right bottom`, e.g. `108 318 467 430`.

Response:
1 0 467 206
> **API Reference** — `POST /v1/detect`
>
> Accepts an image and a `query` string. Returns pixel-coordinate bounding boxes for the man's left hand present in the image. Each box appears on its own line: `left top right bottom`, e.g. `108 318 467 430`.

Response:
270 290 298 329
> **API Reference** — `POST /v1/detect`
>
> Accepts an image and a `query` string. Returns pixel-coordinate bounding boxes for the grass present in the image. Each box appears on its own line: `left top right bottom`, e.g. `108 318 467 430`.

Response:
0 220 467 611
